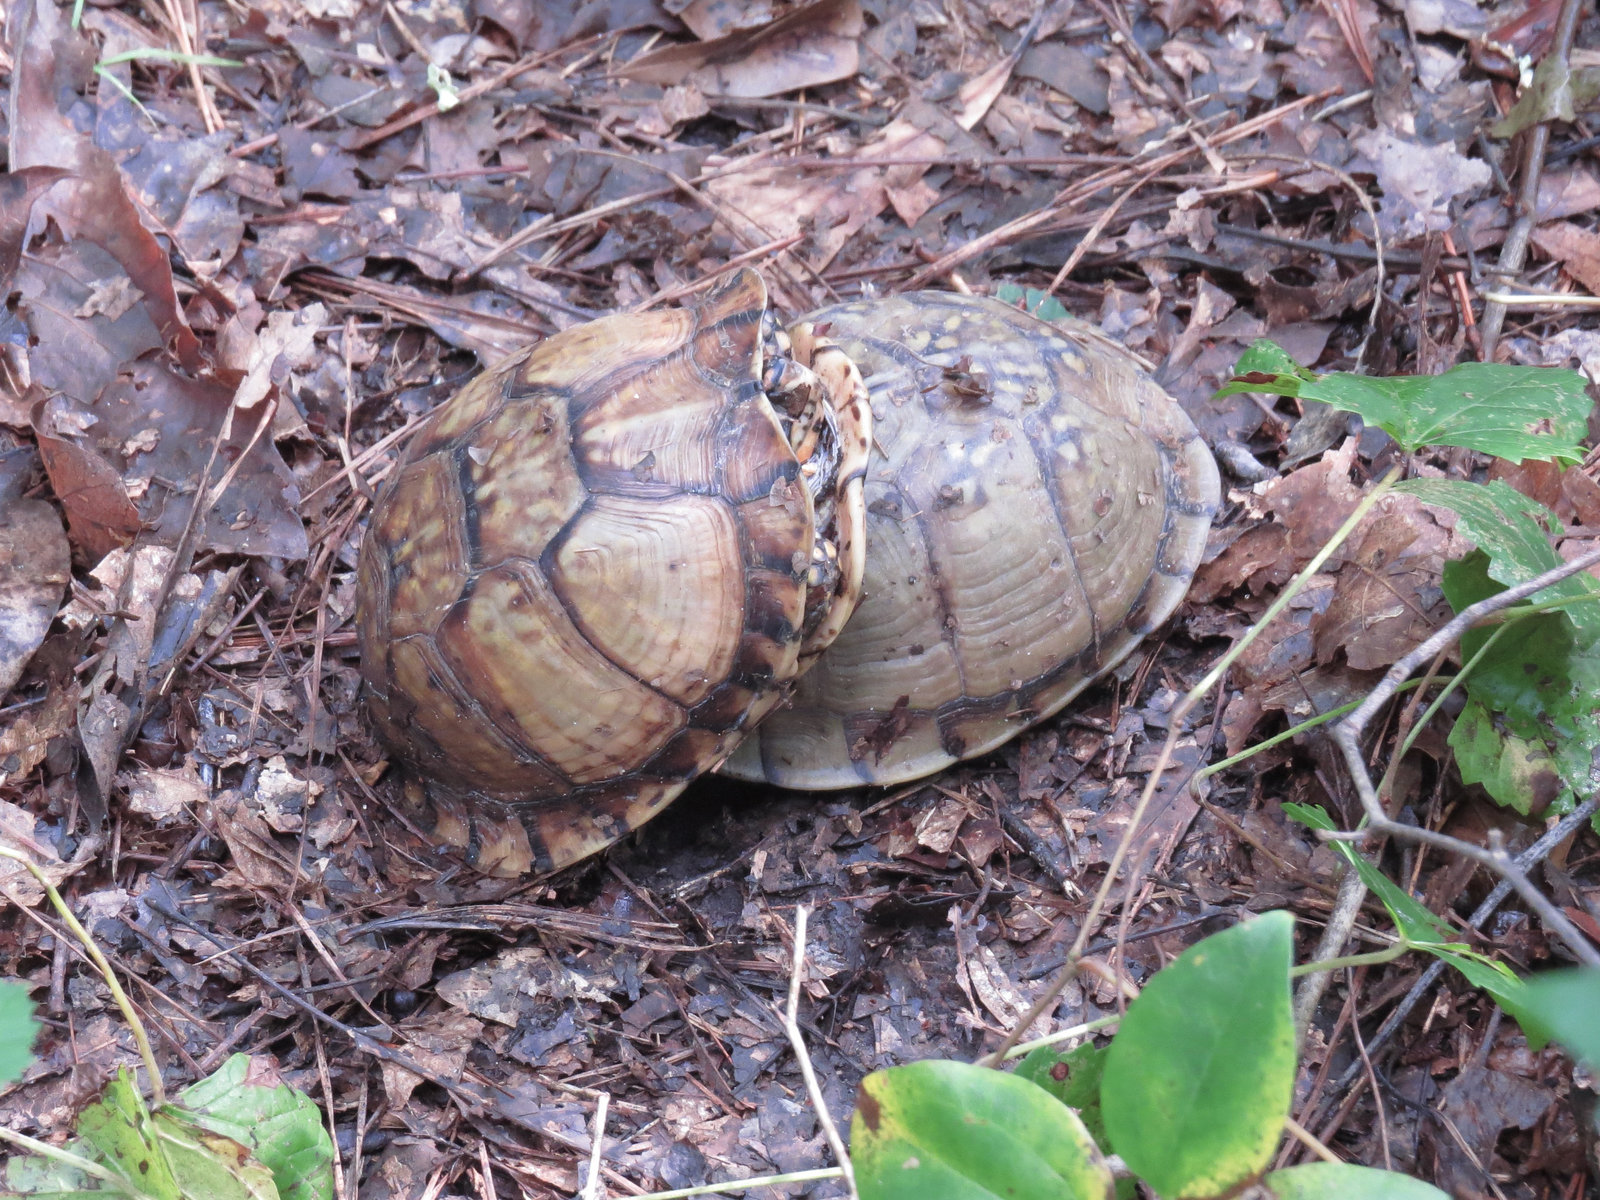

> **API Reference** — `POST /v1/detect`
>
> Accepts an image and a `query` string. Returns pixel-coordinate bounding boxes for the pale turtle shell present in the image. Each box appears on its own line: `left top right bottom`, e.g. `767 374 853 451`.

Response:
721 291 1220 789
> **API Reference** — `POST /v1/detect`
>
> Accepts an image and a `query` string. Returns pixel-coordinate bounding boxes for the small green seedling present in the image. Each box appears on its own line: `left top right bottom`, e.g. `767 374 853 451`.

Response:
0 849 335 1199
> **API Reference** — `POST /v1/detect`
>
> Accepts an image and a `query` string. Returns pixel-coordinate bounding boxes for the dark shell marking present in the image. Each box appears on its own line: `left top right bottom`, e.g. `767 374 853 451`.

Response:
720 291 1221 790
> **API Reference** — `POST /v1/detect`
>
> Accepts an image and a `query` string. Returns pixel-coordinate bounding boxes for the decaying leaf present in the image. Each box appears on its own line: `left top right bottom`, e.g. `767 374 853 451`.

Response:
620 0 861 97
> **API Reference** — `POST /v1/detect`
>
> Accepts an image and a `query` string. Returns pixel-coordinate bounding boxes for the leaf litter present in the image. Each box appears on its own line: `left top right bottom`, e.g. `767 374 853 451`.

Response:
0 0 1597 1195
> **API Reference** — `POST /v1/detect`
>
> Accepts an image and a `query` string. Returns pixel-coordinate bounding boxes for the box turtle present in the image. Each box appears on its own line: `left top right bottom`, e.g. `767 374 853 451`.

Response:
356 269 871 875
719 290 1220 790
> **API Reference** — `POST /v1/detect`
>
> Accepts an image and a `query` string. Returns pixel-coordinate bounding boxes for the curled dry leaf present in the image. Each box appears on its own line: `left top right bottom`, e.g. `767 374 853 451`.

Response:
0 166 71 290
0 481 71 696
231 303 328 411
252 755 319 834
620 0 861 97
8 0 199 368
119 762 210 823
31 393 143 562
0 799 71 907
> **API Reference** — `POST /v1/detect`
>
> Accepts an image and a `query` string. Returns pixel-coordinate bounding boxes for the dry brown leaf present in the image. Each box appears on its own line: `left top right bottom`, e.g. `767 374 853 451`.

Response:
0 493 70 695
9 0 200 368
675 0 775 39
381 1010 484 1110
119 762 209 822
31 394 142 562
620 0 861 97
0 799 71 907
0 166 70 289
913 797 967 854
1311 503 1457 670
0 683 75 789
1531 221 1600 295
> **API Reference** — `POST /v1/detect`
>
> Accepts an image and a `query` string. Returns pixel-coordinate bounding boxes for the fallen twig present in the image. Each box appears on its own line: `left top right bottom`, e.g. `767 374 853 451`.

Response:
782 905 857 1199
1296 544 1600 1033
1478 0 1587 357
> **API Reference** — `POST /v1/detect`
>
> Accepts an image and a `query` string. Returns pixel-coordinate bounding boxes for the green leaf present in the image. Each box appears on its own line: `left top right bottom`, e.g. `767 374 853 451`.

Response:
1513 968 1600 1066
1214 339 1315 400
1450 696 1573 817
1442 551 1600 816
168 1055 333 1200
1264 1162 1452 1198
1491 56 1600 138
3 1064 308 1200
1399 478 1600 642
992 283 1071 323
1014 1042 1106 1135
1101 911 1295 1198
0 1150 119 1198
1216 344 1589 461
851 1059 1114 1200
1283 804 1532 1020
1302 364 1589 461
147 1113 279 1200
75 1071 181 1200
1014 1043 1134 1199
1283 805 1447 943
0 980 40 1087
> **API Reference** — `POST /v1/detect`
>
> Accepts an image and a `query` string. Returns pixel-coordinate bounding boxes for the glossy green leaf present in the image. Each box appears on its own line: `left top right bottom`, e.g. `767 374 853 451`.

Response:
0 980 40 1087
1014 1042 1106 1136
1283 804 1534 1022
1014 1044 1134 1199
1442 550 1600 817
1399 479 1600 641
851 1060 1114 1200
1101 911 1295 1198
1216 342 1589 462
1514 968 1600 1066
1265 1162 1451 1198
992 283 1071 323
75 1071 181 1200
169 1055 333 1200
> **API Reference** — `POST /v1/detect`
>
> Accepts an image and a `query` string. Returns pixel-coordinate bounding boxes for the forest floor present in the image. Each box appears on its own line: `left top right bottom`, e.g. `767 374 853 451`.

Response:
0 0 1598 1196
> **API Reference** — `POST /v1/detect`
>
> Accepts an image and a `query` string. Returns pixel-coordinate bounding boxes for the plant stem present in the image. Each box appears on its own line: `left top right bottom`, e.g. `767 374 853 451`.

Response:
0 1123 144 1194
0 848 166 1106
1289 945 1408 976
626 1168 844 1200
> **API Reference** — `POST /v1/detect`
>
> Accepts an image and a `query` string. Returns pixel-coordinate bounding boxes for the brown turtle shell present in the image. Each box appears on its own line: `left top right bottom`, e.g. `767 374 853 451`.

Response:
357 270 837 874
720 291 1221 789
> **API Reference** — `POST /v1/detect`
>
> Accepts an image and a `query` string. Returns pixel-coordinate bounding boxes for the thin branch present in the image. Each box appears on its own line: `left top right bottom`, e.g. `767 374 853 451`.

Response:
783 906 857 1199
582 1092 610 1200
1478 0 1587 357
1302 544 1600 1033
1306 794 1599 1120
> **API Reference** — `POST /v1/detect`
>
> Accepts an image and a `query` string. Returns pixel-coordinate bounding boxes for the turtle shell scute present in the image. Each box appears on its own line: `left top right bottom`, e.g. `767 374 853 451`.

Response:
356 268 813 874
